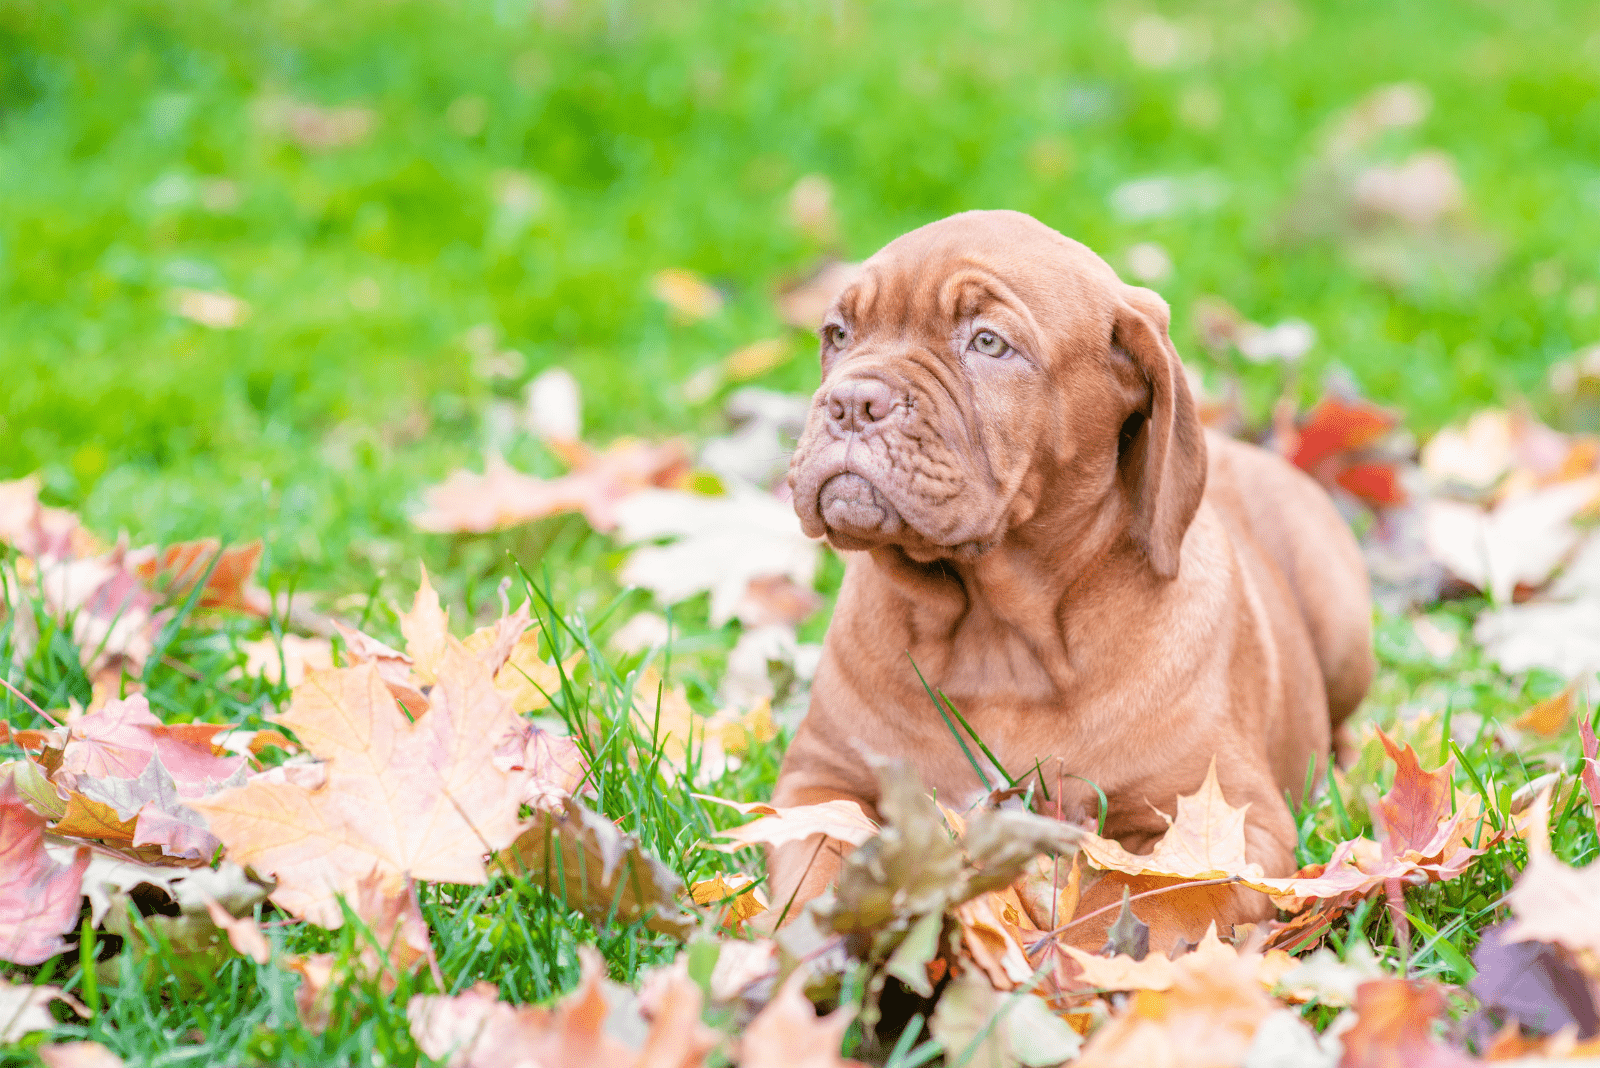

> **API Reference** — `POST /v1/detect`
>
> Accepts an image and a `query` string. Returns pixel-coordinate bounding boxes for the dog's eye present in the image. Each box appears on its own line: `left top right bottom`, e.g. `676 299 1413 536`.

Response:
823 323 849 347
971 330 1008 357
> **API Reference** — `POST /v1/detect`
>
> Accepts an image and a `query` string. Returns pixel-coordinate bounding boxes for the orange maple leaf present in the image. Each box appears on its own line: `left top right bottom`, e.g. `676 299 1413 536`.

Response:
190 642 529 928
1074 760 1261 881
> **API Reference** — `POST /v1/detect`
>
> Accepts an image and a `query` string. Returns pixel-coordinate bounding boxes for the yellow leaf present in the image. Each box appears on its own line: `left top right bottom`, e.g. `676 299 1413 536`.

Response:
1515 683 1574 737
689 872 769 927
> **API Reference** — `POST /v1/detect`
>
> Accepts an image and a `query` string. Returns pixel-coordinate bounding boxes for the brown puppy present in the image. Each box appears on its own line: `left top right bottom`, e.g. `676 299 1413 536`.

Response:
771 210 1373 947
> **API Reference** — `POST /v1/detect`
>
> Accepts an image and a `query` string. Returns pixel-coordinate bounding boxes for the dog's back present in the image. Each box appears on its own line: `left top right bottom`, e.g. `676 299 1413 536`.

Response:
1204 432 1376 731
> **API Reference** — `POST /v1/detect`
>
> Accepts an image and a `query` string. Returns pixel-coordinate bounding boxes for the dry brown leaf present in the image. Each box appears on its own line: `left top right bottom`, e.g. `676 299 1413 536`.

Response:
496 797 695 937
413 441 690 534
0 778 90 965
0 474 97 559
129 538 263 610
190 644 529 928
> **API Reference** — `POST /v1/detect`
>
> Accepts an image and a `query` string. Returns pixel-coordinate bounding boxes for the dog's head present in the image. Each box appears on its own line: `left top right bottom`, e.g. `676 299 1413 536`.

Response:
788 210 1206 577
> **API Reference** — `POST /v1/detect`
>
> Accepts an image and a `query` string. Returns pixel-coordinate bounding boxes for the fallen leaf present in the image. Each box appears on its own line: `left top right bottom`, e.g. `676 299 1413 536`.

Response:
613 489 820 628
0 474 96 559
929 969 1083 1068
129 538 263 610
1581 717 1600 840
170 288 251 329
408 947 638 1068
1338 979 1476 1068
202 897 271 964
413 442 690 535
497 796 695 937
652 268 723 321
1502 850 1600 959
1075 760 1261 882
190 645 530 929
0 980 87 1042
738 970 867 1068
493 724 590 811
1515 685 1575 738
1468 922 1599 1041
1073 929 1278 1068
39 1042 125 1068
1423 476 1600 603
398 564 451 685
700 796 879 852
0 778 90 964
690 873 769 928
240 634 334 688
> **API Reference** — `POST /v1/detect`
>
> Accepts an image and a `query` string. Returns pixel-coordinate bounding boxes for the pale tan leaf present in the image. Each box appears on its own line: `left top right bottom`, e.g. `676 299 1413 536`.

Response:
399 564 450 684
699 795 879 852
190 646 528 929
738 970 866 1068
39 1042 125 1068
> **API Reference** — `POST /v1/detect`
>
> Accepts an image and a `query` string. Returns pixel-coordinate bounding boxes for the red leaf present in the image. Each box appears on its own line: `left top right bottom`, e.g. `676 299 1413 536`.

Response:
1291 397 1397 472
1335 462 1409 507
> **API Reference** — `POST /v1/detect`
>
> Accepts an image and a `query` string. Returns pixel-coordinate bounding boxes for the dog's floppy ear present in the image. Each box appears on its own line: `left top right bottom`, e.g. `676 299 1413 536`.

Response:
1114 285 1207 580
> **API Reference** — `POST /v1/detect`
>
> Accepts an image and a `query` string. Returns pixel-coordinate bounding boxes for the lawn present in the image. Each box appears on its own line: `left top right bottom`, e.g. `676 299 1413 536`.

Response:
3 0 1600 1064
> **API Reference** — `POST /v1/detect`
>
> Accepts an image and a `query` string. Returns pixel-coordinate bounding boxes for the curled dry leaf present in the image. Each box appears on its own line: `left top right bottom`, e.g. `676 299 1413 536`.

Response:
497 796 695 937
191 644 530 929
0 777 90 965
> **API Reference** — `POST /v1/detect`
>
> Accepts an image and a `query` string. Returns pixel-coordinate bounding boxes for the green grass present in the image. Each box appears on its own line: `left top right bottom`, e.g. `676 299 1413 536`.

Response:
5 0 1600 1062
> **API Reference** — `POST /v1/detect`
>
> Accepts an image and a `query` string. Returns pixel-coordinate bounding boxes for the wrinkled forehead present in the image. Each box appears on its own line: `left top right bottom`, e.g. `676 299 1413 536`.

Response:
833 211 1123 342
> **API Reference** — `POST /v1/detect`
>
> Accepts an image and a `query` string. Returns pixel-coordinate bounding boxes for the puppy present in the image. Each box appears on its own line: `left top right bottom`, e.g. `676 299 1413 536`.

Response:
770 210 1373 947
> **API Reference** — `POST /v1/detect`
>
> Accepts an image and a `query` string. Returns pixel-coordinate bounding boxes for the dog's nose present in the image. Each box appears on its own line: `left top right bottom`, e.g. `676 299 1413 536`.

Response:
826 378 897 433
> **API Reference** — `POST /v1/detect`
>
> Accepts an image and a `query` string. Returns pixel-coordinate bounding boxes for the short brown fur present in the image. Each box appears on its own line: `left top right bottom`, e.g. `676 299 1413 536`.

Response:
772 210 1374 948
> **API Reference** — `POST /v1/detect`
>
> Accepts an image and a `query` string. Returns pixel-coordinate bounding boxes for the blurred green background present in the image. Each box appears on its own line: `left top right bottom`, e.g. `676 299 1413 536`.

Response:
4 0 1599 588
